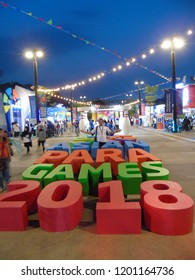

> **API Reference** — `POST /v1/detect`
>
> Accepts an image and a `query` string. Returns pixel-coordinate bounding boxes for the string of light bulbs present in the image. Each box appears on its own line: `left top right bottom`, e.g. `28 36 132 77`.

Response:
40 29 193 94
44 80 170 106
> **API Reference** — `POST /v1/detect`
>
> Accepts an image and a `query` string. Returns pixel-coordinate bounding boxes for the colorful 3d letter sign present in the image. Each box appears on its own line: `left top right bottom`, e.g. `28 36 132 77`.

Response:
0 137 194 235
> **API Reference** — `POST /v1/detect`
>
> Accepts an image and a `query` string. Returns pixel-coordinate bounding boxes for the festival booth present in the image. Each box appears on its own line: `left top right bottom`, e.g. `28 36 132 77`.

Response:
0 84 59 133
182 84 195 115
47 106 67 123
0 85 35 133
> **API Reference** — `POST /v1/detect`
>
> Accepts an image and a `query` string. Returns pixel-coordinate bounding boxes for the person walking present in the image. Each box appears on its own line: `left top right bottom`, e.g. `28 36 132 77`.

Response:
21 126 32 154
115 118 119 130
67 121 72 136
37 124 47 152
135 118 139 128
0 128 11 192
59 121 64 135
89 119 95 131
30 123 36 136
80 118 121 148
55 121 60 136
74 119 79 136
12 121 20 137
182 116 190 132
130 117 134 126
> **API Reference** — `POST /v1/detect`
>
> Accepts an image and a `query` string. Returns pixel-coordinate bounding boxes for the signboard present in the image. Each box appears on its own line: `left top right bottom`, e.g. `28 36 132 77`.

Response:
39 93 47 119
40 106 47 118
165 113 173 119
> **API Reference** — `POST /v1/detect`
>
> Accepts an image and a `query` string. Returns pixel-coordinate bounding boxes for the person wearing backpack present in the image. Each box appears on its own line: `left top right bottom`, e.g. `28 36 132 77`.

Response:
80 118 121 148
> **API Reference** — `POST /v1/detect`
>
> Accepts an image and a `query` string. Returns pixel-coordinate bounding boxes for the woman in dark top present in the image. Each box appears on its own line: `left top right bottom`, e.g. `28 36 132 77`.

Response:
21 126 32 154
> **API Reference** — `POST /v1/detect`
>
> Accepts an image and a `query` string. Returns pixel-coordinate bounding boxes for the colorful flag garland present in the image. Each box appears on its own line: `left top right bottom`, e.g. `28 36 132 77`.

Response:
0 1 193 102
0 1 123 59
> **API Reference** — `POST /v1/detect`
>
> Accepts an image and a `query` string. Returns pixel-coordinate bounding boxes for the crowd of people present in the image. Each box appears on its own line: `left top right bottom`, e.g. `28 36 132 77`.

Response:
163 116 195 132
180 116 194 132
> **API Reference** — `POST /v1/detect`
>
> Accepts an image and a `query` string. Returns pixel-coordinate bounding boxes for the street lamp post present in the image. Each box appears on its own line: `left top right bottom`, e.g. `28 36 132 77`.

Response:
161 37 184 133
33 54 39 124
171 43 177 133
70 88 73 123
25 49 43 124
135 80 144 115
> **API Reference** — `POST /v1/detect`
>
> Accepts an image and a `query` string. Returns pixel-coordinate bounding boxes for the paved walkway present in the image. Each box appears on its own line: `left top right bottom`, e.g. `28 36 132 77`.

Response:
0 126 195 260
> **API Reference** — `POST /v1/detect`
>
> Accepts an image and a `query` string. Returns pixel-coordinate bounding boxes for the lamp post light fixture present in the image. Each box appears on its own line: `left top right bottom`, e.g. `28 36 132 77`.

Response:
25 49 44 124
80 95 86 103
161 37 184 133
126 93 132 105
135 80 144 115
126 93 132 98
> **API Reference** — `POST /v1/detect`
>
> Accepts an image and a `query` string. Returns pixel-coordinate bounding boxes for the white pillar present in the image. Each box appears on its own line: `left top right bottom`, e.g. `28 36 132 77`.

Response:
84 112 89 128
123 109 131 135
119 110 124 134
79 111 86 137
79 111 89 137
77 106 91 137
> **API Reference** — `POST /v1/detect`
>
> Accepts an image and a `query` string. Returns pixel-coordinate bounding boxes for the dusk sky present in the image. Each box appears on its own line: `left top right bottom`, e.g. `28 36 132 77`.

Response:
0 0 195 102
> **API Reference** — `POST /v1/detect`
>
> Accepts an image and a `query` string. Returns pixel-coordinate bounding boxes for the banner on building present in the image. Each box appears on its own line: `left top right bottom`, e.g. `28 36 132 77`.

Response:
29 96 36 119
176 89 183 117
39 93 47 119
165 89 172 113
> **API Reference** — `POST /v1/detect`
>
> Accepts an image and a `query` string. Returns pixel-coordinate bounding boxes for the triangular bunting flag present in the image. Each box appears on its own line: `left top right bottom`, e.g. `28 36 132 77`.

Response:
4 105 11 113
47 19 53 25
1 2 8 8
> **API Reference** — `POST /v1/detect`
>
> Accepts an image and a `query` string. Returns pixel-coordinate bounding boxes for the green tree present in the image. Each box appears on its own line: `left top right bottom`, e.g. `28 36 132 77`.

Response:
144 85 158 125
128 104 137 118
